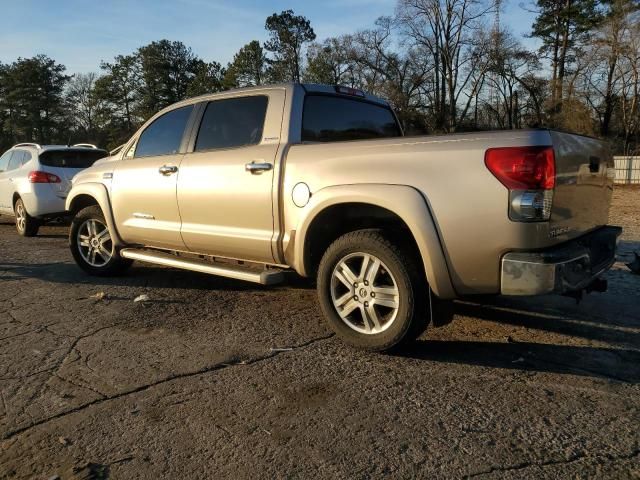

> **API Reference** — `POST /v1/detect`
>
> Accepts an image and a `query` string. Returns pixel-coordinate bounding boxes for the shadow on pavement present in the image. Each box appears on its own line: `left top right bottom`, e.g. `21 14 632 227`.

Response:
453 301 639 347
0 261 313 292
397 339 640 383
394 298 640 383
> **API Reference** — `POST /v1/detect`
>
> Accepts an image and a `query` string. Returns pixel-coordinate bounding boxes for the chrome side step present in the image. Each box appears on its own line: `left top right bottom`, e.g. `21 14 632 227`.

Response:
120 249 284 285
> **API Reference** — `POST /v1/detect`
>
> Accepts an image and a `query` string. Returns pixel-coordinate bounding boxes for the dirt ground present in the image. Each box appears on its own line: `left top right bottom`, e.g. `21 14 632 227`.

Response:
0 188 639 479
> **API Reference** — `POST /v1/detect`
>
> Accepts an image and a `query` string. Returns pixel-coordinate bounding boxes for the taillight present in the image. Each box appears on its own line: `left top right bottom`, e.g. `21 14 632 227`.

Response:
485 146 555 222
485 146 555 190
28 171 61 183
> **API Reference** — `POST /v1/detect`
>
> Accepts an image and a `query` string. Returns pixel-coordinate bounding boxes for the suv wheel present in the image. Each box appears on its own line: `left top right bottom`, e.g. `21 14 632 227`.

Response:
317 229 428 351
14 198 40 237
70 205 132 276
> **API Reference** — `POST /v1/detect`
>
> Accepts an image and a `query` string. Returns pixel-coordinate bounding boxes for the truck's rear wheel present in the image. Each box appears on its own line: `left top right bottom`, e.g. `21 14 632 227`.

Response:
317 230 428 351
70 205 132 276
14 198 40 237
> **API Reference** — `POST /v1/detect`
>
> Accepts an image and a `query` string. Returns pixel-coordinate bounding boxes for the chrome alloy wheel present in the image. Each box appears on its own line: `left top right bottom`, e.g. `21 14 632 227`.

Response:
330 252 400 334
77 219 113 267
15 203 26 233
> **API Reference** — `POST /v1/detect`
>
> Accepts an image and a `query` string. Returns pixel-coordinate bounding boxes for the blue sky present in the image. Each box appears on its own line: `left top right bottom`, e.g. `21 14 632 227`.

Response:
0 0 537 74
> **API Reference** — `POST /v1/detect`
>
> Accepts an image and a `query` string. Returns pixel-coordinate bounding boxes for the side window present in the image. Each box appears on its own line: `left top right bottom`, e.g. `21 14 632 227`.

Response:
21 151 32 166
7 151 24 171
302 95 401 142
195 96 268 151
0 151 11 172
135 105 194 158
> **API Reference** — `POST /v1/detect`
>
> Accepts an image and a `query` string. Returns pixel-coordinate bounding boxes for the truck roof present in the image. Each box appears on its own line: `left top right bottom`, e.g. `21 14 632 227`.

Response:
184 83 390 108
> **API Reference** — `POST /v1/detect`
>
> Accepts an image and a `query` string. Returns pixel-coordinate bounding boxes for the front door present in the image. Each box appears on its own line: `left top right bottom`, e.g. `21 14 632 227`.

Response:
111 105 194 249
177 92 284 263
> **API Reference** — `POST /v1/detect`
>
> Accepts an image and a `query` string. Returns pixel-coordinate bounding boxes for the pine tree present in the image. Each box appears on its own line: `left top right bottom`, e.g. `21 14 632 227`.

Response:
531 0 603 119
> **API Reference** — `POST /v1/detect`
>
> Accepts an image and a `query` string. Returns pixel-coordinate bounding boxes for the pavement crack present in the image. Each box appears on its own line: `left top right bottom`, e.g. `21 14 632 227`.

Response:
1 332 335 442
53 373 107 399
12 325 119 421
0 367 57 381
0 329 38 342
466 449 640 478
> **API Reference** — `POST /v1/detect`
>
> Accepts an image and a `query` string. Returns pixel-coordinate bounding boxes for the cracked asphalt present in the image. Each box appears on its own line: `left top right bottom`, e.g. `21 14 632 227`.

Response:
1 188 639 479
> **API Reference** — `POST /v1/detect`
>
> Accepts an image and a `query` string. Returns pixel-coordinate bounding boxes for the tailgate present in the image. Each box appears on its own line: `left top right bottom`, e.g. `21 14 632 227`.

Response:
38 148 107 198
549 131 614 240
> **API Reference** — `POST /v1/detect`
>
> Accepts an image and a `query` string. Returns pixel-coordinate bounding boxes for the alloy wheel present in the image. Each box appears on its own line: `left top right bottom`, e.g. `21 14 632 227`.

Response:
77 218 113 267
15 203 26 233
330 252 400 334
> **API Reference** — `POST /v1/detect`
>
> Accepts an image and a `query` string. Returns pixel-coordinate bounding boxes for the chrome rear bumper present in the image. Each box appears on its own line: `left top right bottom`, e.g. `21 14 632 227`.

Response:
501 226 622 296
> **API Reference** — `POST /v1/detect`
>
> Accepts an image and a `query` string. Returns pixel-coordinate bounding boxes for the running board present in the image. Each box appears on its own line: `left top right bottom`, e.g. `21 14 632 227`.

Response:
120 249 284 285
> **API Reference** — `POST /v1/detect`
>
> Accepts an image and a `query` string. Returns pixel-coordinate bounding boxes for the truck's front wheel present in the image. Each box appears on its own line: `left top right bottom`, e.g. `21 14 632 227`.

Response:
69 205 132 276
317 230 428 351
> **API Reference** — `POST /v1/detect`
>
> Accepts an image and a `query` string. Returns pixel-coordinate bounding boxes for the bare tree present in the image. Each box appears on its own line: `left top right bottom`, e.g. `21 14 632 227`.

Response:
617 10 640 155
66 72 102 134
346 18 432 132
395 0 494 131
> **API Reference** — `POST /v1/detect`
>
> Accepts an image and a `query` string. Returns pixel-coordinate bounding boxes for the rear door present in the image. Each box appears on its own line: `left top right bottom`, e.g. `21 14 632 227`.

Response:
0 151 15 213
549 131 614 240
177 92 284 262
111 104 195 249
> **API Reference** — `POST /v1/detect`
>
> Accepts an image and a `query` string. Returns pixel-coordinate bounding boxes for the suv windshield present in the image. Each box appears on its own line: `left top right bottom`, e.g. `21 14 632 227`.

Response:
39 149 107 168
302 95 401 142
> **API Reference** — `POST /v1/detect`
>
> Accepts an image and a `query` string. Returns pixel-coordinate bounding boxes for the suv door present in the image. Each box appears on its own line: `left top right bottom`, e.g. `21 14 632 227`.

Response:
177 91 284 263
0 151 14 213
111 105 195 249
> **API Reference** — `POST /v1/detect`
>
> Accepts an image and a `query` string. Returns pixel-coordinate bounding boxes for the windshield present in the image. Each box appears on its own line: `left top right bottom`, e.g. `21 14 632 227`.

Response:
39 149 108 168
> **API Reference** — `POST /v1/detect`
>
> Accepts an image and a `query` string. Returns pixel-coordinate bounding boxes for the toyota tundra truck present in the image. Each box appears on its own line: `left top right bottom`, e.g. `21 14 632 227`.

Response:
65 83 621 351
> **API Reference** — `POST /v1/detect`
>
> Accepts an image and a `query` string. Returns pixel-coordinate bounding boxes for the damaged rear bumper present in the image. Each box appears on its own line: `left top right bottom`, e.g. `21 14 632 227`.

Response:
500 226 622 296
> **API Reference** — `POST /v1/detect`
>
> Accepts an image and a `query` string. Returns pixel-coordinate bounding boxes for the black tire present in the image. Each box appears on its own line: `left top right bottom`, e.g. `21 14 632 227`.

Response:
14 198 40 237
317 229 429 351
69 205 132 276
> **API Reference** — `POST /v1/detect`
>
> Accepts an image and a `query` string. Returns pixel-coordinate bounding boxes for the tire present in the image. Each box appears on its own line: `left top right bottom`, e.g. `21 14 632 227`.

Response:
69 205 132 276
14 198 40 237
317 229 429 351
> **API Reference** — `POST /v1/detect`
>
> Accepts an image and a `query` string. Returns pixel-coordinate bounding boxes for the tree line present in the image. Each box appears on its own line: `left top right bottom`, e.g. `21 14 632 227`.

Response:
1 1 639 155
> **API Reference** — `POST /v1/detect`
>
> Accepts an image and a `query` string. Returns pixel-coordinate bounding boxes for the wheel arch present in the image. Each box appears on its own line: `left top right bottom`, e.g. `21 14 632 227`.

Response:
66 183 124 247
292 184 456 299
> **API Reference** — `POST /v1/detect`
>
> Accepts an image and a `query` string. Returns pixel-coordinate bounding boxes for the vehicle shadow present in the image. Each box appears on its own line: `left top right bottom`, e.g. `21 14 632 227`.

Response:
617 239 640 262
0 261 313 292
35 234 68 239
394 298 640 383
452 300 639 347
396 339 640 383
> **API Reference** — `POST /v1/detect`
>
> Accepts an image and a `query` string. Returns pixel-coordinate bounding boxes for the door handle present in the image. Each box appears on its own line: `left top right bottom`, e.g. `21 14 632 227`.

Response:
159 165 178 175
245 162 273 173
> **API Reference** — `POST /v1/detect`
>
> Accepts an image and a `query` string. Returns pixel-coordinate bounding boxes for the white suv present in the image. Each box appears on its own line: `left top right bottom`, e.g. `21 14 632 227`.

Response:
0 143 108 236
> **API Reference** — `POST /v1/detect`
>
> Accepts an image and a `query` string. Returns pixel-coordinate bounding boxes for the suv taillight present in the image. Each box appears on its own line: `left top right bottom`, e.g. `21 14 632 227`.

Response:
28 171 61 183
485 146 555 222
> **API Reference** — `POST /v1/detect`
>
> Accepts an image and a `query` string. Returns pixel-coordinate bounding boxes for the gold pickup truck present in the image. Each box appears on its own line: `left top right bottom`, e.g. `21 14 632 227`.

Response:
66 83 621 351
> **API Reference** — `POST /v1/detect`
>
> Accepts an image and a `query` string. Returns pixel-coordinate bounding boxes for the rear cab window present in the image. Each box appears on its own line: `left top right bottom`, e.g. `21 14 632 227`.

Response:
39 149 108 168
302 94 401 143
